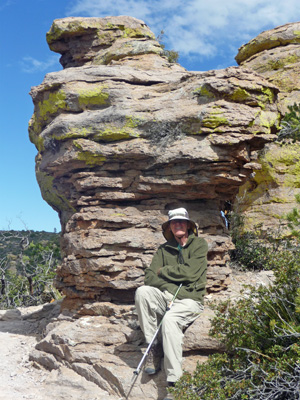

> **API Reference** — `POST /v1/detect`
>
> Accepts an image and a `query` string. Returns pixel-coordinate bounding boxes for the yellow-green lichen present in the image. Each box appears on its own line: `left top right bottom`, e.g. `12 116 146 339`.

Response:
36 89 68 121
29 117 45 151
123 27 155 40
192 85 215 99
230 88 252 102
47 19 100 44
235 143 300 231
261 87 275 103
104 22 155 40
96 126 138 141
124 115 143 128
52 127 94 142
76 86 109 108
256 87 275 109
258 110 279 130
105 22 116 30
74 140 107 166
77 152 107 166
28 89 69 145
201 108 229 129
269 196 290 204
94 115 143 142
262 143 300 188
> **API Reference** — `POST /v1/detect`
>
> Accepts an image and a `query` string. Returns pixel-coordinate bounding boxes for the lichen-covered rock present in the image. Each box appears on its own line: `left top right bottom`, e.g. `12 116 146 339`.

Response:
235 22 300 233
29 17 279 305
46 16 162 68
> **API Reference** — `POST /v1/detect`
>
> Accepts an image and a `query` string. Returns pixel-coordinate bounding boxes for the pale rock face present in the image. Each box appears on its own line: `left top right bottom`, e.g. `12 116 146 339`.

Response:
236 22 300 233
27 16 294 400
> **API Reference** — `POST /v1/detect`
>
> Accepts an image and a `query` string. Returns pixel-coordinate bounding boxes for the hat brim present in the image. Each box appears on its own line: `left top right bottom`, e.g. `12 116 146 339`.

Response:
162 220 198 240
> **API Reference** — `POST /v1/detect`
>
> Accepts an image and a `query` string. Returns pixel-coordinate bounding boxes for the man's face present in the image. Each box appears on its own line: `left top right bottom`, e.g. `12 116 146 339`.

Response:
170 219 188 239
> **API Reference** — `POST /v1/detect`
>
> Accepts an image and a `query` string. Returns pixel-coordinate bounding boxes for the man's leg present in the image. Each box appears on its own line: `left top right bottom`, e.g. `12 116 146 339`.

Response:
161 297 204 383
135 285 168 374
135 285 167 343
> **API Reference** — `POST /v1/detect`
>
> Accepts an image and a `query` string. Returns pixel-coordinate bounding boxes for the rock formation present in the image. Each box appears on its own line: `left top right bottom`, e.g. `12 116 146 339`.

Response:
29 16 279 308
26 16 291 399
235 22 300 233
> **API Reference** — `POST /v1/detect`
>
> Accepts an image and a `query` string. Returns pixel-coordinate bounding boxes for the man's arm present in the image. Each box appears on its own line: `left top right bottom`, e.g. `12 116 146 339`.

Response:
144 247 169 289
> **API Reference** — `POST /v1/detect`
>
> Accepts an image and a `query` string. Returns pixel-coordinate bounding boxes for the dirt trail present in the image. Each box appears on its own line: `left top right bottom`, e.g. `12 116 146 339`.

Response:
0 308 112 400
0 318 49 400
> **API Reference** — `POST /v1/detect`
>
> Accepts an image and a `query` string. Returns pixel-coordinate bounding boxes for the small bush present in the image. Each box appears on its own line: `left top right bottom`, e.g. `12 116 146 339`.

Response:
277 103 300 143
229 212 283 271
174 246 300 399
157 30 179 63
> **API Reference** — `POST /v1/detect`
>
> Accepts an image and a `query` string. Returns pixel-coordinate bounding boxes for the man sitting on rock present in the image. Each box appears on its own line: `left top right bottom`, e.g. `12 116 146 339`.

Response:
135 207 208 400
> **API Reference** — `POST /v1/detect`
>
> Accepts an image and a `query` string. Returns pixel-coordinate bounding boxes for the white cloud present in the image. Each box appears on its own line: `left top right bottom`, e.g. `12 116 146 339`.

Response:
66 0 300 61
21 55 60 73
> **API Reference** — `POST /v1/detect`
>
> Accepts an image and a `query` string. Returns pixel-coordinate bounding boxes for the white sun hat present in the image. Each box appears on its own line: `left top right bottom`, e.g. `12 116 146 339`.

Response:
162 207 198 240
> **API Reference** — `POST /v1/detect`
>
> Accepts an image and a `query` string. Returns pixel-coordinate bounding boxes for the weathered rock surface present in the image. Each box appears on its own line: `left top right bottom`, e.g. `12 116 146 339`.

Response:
0 268 274 400
29 16 279 305
236 22 300 232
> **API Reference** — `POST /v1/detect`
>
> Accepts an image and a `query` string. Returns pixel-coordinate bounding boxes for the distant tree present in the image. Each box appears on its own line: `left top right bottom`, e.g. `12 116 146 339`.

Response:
0 230 61 308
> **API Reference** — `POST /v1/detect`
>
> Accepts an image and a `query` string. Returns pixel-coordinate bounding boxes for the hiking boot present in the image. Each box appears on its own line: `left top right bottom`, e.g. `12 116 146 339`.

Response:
144 343 163 375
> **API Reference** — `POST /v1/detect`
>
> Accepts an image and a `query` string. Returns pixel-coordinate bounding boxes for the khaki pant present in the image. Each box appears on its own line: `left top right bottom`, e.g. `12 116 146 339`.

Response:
135 285 204 383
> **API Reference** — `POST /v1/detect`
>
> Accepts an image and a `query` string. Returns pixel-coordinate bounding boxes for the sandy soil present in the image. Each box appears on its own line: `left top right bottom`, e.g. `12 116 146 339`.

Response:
0 318 49 400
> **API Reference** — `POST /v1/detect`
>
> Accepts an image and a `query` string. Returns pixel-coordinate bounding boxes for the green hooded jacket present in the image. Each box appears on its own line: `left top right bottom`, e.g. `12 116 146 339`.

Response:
144 234 208 303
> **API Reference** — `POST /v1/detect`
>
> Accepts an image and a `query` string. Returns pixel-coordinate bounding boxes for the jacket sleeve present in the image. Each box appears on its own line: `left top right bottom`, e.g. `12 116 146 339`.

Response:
144 247 170 290
158 238 208 284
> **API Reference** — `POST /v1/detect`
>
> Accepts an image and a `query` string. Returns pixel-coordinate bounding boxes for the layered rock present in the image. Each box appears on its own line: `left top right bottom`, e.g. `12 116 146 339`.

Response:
236 22 300 232
29 17 279 306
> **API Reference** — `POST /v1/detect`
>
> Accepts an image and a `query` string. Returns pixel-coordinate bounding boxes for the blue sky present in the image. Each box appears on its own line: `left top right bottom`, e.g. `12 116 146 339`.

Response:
1 0 300 232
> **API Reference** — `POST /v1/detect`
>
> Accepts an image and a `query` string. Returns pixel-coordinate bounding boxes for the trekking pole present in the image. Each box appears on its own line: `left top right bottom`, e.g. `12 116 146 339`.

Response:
123 284 182 400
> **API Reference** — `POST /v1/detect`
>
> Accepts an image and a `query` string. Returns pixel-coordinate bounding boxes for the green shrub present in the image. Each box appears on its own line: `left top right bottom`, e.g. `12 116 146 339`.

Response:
229 212 281 271
174 247 300 399
157 30 179 63
277 103 300 143
285 194 300 240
